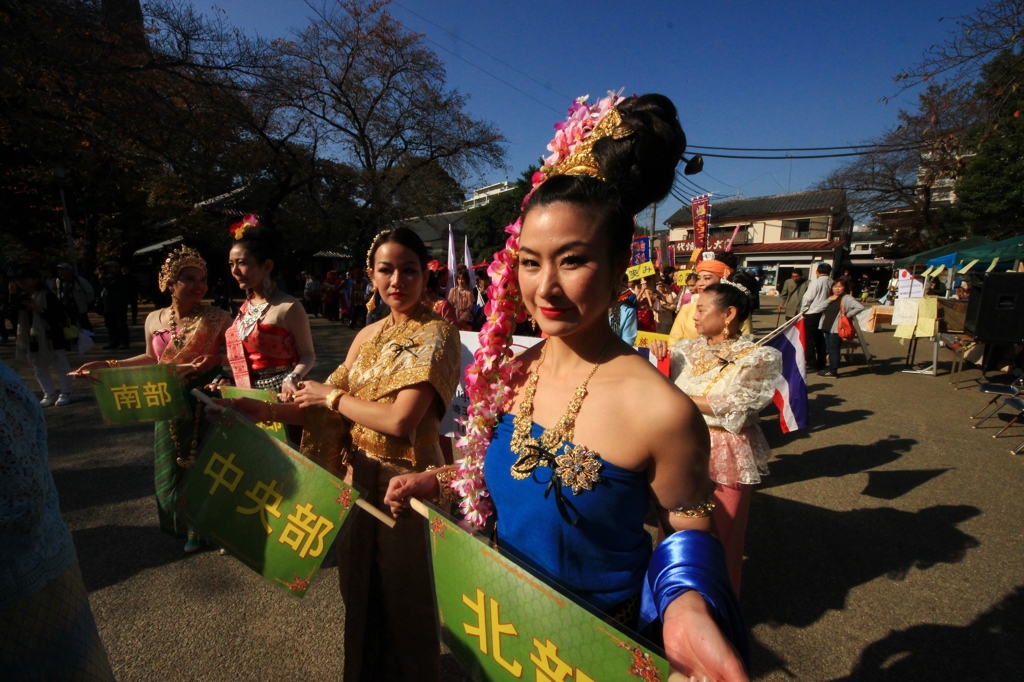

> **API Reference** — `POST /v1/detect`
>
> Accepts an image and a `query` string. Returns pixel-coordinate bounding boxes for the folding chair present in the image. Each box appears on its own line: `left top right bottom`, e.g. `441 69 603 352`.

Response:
971 376 1024 422
1012 438 1023 456
991 398 1024 439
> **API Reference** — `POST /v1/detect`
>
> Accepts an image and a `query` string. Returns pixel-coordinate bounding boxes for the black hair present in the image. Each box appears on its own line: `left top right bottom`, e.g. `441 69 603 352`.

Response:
522 94 687 262
233 225 282 266
685 272 698 282
816 262 833 276
703 270 760 325
369 226 429 272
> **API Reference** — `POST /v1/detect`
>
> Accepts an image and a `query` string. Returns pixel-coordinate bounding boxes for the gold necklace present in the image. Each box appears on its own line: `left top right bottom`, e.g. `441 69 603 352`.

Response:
700 344 757 396
509 338 612 497
168 303 202 350
689 336 739 376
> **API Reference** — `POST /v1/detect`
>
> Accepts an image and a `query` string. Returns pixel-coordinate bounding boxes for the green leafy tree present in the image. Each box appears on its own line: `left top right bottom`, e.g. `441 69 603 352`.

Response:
953 51 1024 240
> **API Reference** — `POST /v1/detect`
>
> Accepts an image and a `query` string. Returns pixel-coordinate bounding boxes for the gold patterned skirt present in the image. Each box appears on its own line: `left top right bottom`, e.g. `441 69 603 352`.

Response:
335 449 442 682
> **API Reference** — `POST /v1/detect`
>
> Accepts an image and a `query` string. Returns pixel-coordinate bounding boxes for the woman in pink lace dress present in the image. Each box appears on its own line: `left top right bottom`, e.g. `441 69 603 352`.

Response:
668 271 781 595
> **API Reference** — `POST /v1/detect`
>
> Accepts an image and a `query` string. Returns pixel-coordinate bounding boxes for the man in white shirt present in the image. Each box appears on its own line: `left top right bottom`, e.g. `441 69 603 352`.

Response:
800 262 834 371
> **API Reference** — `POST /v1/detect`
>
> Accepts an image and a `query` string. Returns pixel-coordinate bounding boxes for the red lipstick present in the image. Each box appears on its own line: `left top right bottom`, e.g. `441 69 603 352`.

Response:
538 307 569 319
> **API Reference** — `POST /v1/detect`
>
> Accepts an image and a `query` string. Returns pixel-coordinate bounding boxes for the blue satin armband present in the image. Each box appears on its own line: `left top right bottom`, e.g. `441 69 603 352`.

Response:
639 530 749 670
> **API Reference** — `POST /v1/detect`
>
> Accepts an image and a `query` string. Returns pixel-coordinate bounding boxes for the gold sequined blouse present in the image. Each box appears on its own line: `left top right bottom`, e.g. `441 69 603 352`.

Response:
300 307 460 470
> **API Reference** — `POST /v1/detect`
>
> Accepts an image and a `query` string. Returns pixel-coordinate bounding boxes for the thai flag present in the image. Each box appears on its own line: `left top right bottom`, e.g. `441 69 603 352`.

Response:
763 316 809 433
635 347 672 377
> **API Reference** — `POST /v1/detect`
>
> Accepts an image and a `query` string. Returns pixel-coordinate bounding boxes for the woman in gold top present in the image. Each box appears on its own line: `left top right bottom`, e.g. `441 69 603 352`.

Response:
219 227 460 682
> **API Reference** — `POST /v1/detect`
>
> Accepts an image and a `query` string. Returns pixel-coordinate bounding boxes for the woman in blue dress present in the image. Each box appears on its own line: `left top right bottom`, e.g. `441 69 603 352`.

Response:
385 92 748 681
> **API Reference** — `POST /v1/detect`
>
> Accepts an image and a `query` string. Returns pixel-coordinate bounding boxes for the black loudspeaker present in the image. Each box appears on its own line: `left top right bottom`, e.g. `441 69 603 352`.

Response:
965 273 1024 343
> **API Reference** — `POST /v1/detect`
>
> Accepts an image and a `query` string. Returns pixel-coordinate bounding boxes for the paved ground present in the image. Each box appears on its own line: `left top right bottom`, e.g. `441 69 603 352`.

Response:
3 301 1023 681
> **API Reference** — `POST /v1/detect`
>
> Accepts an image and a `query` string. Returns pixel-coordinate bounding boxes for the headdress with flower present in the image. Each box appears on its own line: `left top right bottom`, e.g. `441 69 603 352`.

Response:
158 245 207 293
452 90 630 529
229 213 260 240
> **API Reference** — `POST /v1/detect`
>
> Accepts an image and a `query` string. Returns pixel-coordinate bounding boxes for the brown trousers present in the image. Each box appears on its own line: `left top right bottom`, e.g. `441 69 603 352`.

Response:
337 451 440 682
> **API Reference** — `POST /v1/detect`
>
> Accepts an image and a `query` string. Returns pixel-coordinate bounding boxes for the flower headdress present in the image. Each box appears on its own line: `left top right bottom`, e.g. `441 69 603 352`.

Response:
364 231 389 314
229 213 260 240
158 245 207 293
452 90 628 529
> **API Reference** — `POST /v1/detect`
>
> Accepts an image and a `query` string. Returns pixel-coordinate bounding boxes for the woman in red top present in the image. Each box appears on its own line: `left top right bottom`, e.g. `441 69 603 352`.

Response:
224 216 315 400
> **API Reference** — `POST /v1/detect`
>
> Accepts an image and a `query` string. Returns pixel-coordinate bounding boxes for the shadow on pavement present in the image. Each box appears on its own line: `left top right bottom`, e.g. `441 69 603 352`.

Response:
833 584 1024 680
760 437 916 491
860 469 951 500
762 387 875 450
743 498 980 657
53 464 153 513
74 524 187 592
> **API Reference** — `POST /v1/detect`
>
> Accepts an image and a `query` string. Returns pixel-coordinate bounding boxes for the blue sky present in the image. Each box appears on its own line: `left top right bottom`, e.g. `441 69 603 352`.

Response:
202 0 973 222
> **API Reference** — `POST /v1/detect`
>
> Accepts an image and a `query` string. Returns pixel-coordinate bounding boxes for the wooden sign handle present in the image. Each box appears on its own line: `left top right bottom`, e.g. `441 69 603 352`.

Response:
192 388 396 528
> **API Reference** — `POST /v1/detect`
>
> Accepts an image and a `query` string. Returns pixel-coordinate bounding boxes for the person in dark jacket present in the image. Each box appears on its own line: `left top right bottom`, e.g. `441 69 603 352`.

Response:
122 266 139 325
99 261 130 349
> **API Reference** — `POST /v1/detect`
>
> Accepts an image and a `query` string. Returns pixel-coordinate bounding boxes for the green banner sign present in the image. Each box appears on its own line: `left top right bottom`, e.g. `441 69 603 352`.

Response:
218 386 287 443
425 505 670 681
180 410 359 598
92 364 188 424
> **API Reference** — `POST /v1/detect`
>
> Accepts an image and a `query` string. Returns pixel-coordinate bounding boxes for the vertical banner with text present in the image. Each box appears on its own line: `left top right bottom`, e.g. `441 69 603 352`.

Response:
180 411 358 597
425 504 670 681
691 195 711 252
92 364 187 424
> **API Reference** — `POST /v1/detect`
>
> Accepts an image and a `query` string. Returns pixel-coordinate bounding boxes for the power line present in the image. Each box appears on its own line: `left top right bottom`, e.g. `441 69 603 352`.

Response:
419 37 562 116
688 142 927 152
391 1 575 103
696 149 920 160
675 173 712 195
699 170 738 189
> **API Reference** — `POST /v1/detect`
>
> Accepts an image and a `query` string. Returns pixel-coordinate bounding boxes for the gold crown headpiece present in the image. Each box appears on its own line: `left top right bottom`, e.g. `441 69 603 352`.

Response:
539 107 634 183
159 245 207 292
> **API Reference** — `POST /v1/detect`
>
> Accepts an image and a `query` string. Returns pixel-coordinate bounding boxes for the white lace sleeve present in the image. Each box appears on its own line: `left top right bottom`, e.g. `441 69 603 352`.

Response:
669 340 695 381
0 363 48 535
706 347 782 434
0 360 75 609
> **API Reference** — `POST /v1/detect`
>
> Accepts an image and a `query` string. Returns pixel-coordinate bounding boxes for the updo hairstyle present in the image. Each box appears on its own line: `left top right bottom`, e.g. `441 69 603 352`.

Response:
703 270 760 325
368 226 430 272
233 225 283 267
522 94 687 263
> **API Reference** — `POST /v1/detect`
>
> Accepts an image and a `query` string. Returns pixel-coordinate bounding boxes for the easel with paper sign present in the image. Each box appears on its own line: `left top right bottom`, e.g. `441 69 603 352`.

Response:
896 296 941 375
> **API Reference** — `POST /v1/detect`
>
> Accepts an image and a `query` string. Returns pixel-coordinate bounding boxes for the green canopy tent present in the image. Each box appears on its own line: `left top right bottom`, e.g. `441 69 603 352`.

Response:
893 237 993 270
956 234 1024 266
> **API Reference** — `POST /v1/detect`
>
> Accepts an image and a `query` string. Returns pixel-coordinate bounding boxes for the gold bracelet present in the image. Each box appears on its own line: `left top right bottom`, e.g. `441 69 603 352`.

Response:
431 467 459 510
325 389 345 412
261 402 277 426
106 359 120 368
671 484 717 518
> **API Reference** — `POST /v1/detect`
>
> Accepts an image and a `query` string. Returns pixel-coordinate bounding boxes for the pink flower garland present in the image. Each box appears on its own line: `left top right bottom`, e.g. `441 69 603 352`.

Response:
451 90 627 530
